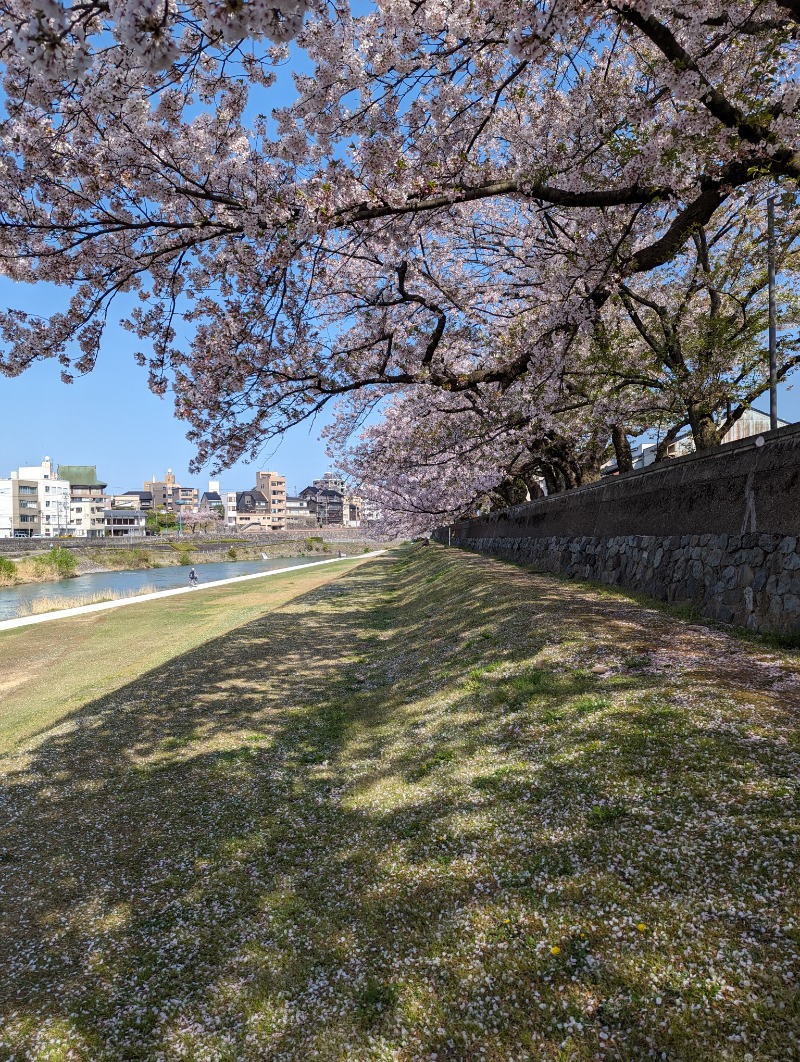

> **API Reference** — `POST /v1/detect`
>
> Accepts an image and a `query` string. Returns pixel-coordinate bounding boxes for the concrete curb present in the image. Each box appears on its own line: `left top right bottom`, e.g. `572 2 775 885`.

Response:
0 551 388 632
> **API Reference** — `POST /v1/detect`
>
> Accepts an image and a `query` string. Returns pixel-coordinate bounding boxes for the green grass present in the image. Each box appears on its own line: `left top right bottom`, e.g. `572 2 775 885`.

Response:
0 558 359 751
0 544 798 1060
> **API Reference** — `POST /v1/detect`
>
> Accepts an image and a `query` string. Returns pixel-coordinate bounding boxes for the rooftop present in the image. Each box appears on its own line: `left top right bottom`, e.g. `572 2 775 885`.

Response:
57 465 107 488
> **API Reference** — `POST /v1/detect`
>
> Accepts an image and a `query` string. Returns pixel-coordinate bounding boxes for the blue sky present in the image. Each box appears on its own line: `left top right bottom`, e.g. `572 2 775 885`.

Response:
0 322 336 496
0 44 340 497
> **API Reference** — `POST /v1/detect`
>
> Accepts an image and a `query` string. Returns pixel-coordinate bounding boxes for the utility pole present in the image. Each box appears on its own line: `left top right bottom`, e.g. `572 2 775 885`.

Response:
768 196 778 431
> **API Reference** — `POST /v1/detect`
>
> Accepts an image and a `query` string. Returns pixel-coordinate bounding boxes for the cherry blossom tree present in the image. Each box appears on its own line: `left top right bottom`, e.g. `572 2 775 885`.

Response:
603 193 800 450
0 0 797 487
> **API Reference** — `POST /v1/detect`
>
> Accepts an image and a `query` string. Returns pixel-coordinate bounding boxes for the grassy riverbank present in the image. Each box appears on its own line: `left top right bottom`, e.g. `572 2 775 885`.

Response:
0 557 360 750
1 545 798 1060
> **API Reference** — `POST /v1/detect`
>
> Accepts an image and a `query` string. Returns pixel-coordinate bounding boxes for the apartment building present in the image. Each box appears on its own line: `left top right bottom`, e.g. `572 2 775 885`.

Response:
254 471 287 530
230 489 273 532
286 495 318 528
58 464 109 538
312 472 347 494
0 476 41 538
224 490 238 529
17 457 72 537
300 480 363 527
143 469 199 511
111 491 154 510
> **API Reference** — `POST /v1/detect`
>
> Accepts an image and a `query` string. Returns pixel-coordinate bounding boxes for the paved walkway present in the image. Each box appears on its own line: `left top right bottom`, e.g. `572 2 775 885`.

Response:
0 552 387 632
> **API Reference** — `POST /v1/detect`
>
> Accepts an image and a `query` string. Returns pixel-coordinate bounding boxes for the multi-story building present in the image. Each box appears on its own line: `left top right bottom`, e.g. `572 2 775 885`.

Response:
300 486 344 525
143 469 199 512
103 510 147 537
0 475 41 538
300 481 362 527
17 457 72 537
224 490 238 529
361 498 382 525
58 464 109 538
312 472 347 494
254 471 287 529
231 489 273 532
111 491 154 510
286 495 318 528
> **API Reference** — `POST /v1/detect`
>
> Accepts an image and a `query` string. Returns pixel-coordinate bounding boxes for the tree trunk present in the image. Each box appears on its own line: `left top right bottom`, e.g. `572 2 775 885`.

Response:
687 403 722 450
611 424 634 473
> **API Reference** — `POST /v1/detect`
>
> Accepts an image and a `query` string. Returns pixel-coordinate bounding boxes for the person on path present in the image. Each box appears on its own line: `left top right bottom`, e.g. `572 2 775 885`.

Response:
189 567 198 586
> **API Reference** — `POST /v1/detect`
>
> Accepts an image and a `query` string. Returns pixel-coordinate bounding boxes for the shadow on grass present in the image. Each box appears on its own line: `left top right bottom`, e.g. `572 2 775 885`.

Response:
0 546 798 1060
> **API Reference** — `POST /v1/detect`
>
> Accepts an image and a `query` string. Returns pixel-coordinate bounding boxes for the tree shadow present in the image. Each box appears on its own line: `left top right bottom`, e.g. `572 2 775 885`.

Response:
0 547 798 1060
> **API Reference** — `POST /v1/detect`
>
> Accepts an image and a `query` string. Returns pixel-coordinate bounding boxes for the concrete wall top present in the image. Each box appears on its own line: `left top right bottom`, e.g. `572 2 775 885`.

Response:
449 421 800 540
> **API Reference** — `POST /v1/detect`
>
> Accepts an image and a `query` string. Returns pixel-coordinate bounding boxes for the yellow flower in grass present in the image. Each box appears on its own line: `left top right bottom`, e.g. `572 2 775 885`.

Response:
636 922 647 932
550 945 561 955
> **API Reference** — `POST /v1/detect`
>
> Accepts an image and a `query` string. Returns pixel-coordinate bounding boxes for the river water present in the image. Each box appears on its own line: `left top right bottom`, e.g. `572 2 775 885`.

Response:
0 555 331 621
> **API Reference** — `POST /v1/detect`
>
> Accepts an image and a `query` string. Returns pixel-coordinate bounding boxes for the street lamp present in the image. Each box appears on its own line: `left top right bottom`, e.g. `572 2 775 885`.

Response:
768 196 778 431
174 498 185 537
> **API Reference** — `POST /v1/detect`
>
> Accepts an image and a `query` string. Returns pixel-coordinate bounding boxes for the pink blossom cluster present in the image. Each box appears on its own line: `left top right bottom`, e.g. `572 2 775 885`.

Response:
3 0 311 78
0 0 798 529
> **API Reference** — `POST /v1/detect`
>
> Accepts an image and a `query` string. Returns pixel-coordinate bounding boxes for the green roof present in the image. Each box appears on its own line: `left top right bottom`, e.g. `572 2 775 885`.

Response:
57 465 107 488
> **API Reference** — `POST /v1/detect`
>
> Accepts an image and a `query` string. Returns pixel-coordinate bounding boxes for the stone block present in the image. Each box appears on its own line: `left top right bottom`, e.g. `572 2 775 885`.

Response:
722 565 738 590
784 594 800 616
738 564 754 587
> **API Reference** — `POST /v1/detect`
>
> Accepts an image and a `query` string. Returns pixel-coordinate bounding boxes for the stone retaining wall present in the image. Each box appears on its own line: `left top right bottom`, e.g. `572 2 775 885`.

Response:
434 423 800 633
452 531 799 632
0 528 381 554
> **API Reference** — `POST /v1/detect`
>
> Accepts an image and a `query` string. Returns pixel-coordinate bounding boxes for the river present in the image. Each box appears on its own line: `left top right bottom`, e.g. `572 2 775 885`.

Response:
0 555 332 621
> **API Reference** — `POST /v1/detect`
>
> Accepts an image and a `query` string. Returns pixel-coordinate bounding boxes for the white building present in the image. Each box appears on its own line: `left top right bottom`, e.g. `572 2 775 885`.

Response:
0 476 41 538
103 510 147 537
224 490 238 528
17 457 72 537
286 495 318 528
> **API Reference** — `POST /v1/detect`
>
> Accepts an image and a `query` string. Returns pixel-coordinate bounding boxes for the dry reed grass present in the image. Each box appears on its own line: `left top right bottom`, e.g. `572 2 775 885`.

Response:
15 584 157 617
